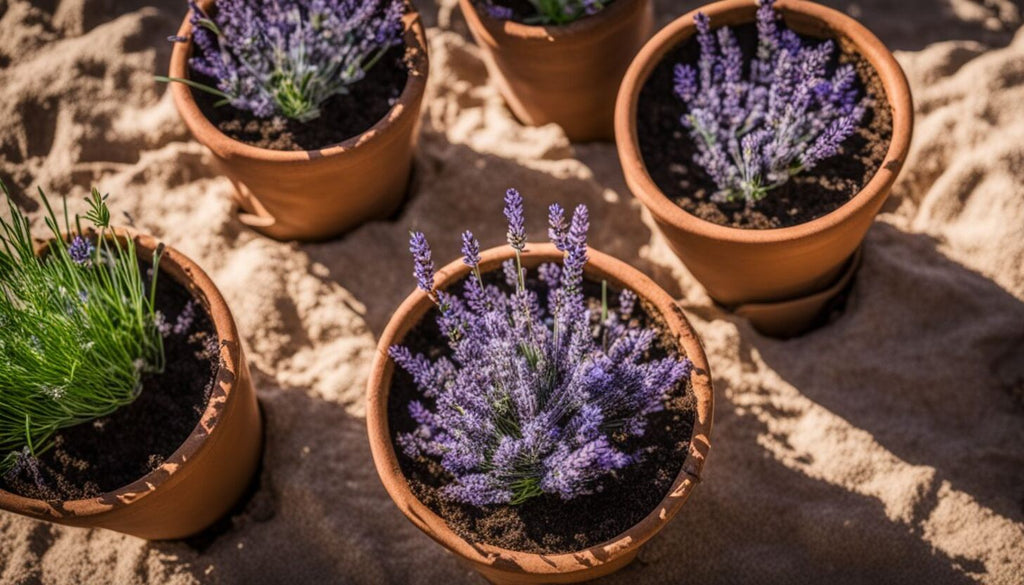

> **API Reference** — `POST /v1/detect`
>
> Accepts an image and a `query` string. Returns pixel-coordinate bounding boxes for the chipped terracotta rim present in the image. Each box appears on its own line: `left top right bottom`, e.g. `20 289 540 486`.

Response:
615 0 913 244
464 0 649 41
168 1 428 162
367 243 714 578
0 231 242 518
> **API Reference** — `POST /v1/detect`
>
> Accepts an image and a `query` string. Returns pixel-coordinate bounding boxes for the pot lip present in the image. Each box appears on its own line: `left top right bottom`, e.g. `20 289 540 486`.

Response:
0 229 243 518
366 242 714 575
167 1 429 162
614 0 914 244
460 0 647 41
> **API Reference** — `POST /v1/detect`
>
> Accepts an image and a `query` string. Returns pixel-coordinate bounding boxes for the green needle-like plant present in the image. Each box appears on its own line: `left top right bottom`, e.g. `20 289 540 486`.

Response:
0 183 165 473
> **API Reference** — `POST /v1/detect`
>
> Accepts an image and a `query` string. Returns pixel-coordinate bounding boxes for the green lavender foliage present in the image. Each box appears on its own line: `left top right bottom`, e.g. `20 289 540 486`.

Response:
0 184 164 472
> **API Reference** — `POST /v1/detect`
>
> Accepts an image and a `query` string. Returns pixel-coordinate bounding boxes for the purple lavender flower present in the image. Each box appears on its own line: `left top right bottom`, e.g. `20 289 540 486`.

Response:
175 0 405 122
67 236 94 266
461 231 480 269
393 187 692 506
173 300 197 336
503 188 526 251
409 231 435 294
673 0 867 204
484 3 515 20
481 0 606 24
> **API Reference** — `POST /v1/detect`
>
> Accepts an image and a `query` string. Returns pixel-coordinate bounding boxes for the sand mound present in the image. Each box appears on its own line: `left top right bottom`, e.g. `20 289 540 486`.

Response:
1 0 1022 583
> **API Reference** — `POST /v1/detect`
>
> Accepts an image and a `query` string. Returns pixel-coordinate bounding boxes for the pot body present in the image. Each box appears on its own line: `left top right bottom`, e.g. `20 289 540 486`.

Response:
168 6 429 241
615 0 913 335
461 0 653 142
0 233 262 540
367 243 714 584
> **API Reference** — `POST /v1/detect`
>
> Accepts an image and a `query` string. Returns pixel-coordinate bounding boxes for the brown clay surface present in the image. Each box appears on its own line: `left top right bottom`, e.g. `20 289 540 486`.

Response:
1 0 1023 583
460 0 652 141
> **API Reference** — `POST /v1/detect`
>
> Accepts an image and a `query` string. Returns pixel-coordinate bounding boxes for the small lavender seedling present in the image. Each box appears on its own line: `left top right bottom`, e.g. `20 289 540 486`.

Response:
158 0 405 122
673 0 867 205
0 184 166 473
392 188 692 506
482 0 606 25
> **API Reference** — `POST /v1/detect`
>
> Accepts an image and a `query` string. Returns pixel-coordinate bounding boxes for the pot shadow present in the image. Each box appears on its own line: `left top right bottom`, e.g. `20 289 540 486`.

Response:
593 384 982 585
651 0 1024 51
747 223 1024 525
301 140 678 339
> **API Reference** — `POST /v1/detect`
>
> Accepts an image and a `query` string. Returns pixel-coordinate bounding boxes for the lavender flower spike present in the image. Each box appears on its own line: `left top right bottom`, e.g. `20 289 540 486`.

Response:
461 231 480 269
391 188 692 506
504 188 526 251
409 231 435 294
548 203 569 252
673 0 867 204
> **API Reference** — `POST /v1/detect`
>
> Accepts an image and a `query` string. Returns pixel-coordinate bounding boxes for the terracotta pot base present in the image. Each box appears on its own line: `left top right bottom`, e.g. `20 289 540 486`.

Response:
733 246 863 338
615 0 912 336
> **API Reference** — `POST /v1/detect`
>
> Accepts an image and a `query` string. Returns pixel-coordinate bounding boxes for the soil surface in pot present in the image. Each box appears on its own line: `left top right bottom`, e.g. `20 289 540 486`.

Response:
191 45 408 151
475 0 617 25
388 274 696 554
0 261 220 501
636 22 893 229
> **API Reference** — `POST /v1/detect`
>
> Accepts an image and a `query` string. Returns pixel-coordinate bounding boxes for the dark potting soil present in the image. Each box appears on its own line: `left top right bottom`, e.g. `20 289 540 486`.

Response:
191 45 408 151
388 274 696 554
474 0 617 25
636 22 894 229
0 261 220 501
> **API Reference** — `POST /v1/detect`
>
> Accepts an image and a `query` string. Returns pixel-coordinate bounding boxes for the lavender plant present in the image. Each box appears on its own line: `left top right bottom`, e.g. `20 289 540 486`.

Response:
392 188 692 506
672 0 867 204
481 0 606 25
158 0 405 122
0 184 165 473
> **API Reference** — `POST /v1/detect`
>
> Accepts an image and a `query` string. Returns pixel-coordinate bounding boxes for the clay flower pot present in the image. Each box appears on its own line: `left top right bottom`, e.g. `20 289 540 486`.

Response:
0 232 262 540
367 243 713 584
168 3 429 241
615 0 913 337
460 0 653 142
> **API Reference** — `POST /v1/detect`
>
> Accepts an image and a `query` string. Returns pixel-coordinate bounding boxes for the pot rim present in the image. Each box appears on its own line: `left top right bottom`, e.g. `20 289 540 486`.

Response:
0 230 243 519
614 0 913 244
463 0 648 41
366 242 714 577
167 1 429 162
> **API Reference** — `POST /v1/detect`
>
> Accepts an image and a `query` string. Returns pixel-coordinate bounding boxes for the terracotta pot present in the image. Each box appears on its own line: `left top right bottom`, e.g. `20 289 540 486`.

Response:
615 0 913 337
168 3 429 241
460 0 653 142
0 232 263 540
367 243 714 584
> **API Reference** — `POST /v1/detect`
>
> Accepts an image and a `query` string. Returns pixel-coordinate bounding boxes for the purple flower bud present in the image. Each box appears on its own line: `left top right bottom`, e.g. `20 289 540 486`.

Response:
409 231 435 293
67 236 94 266
503 188 526 251
547 203 569 251
461 231 480 269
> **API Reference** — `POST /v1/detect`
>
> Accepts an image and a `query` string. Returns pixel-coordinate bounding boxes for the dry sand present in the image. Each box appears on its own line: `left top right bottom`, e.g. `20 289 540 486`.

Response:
1 0 1023 583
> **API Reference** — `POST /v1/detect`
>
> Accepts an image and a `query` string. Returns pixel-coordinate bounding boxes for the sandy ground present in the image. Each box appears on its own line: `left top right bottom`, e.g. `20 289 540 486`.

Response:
1 0 1023 583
